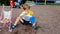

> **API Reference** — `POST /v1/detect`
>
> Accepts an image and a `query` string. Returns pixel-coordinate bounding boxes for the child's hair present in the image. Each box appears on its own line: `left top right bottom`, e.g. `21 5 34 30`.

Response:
23 4 30 10
10 0 14 2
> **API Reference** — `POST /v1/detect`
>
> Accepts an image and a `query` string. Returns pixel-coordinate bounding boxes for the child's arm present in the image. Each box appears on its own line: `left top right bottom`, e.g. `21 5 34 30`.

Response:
2 4 5 11
1 4 5 19
19 12 27 22
19 12 27 17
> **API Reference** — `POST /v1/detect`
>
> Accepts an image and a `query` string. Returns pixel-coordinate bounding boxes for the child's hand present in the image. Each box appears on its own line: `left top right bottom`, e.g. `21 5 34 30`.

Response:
4 18 9 23
2 4 5 11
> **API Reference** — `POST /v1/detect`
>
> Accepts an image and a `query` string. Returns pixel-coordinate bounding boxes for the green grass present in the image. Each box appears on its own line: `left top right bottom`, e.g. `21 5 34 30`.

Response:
0 3 1 5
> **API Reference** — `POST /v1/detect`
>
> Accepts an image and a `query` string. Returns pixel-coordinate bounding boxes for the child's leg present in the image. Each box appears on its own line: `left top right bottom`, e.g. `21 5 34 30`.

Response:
12 17 23 29
11 17 23 29
14 17 23 25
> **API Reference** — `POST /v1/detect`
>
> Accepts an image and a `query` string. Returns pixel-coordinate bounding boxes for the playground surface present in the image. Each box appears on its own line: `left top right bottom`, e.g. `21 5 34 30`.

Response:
0 5 60 34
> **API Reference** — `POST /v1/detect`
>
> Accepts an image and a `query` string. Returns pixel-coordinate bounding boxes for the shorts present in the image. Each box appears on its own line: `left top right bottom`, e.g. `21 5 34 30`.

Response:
20 19 32 26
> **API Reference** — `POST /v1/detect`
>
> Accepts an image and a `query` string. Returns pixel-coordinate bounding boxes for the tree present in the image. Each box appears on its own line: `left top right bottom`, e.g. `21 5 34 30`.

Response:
0 0 10 5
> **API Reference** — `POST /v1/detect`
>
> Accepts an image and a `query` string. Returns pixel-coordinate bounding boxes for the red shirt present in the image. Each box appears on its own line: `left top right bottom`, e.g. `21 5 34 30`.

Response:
10 1 15 6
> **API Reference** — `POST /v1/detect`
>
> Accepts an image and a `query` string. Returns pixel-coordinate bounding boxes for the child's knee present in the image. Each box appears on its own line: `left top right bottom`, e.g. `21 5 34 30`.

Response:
17 17 20 19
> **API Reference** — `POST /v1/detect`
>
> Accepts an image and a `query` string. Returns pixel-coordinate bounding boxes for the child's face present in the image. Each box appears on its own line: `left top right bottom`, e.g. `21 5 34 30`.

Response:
25 9 30 12
24 7 30 12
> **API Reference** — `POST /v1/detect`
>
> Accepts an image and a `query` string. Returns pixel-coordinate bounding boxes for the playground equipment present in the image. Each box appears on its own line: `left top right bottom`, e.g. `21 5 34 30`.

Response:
56 1 60 3
45 0 46 5
55 1 60 5
36 0 58 5
0 4 12 31
36 0 46 5
46 0 55 5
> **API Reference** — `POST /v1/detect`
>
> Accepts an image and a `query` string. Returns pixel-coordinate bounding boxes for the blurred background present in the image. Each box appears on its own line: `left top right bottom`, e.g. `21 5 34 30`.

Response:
0 0 60 6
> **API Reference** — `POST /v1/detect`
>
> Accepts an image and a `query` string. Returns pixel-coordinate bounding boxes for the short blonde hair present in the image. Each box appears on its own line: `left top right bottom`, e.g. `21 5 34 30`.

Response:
23 4 30 10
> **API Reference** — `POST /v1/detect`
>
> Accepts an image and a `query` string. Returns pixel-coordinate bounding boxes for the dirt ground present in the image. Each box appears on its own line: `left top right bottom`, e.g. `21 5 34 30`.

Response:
0 5 60 34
